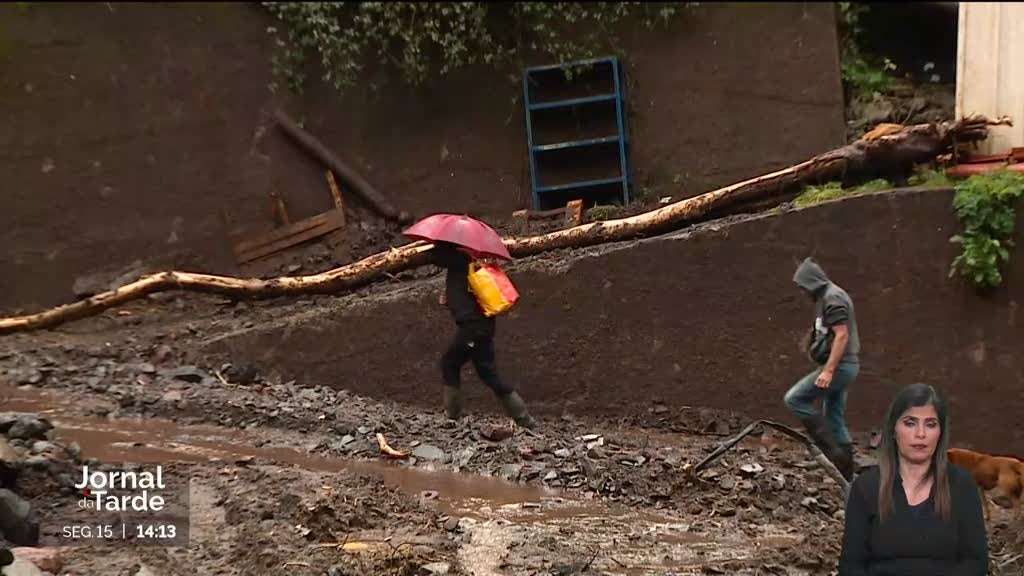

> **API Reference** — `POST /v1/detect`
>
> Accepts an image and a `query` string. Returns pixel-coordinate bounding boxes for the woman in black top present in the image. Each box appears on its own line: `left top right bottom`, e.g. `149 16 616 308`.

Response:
839 383 988 576
431 241 536 428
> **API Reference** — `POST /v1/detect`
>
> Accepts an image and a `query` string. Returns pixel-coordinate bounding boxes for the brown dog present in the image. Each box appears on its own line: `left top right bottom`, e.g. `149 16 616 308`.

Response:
947 447 1024 520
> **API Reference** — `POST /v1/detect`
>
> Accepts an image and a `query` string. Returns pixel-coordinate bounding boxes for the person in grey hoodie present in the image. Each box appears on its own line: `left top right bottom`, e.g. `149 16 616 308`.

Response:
785 257 860 481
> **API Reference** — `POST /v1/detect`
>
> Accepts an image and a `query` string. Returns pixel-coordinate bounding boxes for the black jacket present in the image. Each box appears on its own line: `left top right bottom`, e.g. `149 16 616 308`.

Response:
432 242 487 324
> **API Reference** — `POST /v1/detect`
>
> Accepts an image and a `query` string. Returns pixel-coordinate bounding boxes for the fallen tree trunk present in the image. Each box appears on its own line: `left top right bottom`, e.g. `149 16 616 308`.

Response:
0 116 1008 335
274 110 412 224
507 115 1009 257
0 242 436 334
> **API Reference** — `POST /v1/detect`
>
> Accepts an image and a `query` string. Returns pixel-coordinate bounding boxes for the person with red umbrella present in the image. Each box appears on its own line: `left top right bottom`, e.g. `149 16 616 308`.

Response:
405 214 537 429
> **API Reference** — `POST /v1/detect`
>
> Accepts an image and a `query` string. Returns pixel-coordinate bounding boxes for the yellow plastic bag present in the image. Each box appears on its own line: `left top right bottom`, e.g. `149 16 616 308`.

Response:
467 261 520 317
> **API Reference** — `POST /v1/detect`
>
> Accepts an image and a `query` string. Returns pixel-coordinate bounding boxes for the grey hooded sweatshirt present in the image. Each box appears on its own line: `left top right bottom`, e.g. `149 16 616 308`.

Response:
793 257 860 364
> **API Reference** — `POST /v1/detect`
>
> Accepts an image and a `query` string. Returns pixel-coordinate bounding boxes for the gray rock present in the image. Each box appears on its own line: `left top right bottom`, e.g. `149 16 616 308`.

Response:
16 369 43 386
499 463 523 482
420 562 451 575
3 415 52 441
863 96 895 125
411 445 445 462
23 456 52 469
457 447 476 468
161 390 183 402
160 366 206 383
136 363 157 374
30 441 59 455
554 448 572 459
338 435 355 447
0 488 40 545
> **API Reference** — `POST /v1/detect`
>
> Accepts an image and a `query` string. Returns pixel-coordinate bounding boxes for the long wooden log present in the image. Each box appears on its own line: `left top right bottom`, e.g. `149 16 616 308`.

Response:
274 110 412 224
0 116 1008 335
0 242 435 334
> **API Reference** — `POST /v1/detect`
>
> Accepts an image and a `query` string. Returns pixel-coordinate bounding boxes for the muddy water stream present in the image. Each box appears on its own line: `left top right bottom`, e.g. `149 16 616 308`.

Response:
3 384 804 574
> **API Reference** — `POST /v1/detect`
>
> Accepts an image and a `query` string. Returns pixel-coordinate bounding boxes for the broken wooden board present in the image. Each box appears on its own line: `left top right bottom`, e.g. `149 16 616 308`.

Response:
232 208 345 265
512 199 585 228
325 170 347 216
270 192 290 226
564 199 584 227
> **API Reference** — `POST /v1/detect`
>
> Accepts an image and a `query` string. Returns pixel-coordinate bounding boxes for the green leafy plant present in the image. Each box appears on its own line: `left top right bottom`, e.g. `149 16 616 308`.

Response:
261 2 689 95
836 2 896 97
907 166 953 188
949 170 1024 289
793 179 892 207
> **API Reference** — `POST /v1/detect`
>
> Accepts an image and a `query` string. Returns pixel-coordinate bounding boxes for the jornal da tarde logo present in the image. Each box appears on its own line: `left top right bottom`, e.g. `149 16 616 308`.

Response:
74 464 168 512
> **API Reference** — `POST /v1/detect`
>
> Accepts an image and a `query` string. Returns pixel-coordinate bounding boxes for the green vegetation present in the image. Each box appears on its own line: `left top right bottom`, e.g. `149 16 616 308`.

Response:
949 170 1024 289
793 179 892 207
837 2 897 96
793 166 955 208
907 167 953 188
261 2 690 96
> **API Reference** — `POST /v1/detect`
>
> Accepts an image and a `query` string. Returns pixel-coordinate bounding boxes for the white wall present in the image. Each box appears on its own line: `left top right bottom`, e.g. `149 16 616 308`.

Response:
956 2 1024 152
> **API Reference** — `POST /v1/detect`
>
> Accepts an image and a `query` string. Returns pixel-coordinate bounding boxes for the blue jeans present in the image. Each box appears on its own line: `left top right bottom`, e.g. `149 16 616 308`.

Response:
783 361 859 446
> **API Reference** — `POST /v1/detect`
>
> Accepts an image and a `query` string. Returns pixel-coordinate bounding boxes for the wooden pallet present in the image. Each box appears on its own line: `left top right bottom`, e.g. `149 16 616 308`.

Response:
227 171 347 265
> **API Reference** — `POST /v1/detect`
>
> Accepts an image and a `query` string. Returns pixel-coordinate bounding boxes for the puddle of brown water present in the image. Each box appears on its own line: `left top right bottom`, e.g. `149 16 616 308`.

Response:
2 384 557 517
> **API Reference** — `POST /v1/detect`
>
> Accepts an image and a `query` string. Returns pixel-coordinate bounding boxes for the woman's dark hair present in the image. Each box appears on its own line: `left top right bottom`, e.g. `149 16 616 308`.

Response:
877 383 952 521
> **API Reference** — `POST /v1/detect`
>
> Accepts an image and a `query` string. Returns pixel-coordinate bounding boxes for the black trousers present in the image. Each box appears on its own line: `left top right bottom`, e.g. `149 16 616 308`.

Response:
440 318 512 396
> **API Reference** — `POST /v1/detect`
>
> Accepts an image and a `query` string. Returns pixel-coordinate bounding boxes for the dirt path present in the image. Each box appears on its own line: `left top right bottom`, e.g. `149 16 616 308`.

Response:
2 357 1022 575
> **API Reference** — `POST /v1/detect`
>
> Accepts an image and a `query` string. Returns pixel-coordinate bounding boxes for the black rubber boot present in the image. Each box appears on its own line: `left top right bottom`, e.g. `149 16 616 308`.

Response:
834 443 856 482
443 386 464 420
799 415 840 462
498 391 537 429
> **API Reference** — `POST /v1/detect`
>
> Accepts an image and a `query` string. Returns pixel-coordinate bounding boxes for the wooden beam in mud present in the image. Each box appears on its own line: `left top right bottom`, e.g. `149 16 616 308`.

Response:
325 170 347 214
232 209 346 265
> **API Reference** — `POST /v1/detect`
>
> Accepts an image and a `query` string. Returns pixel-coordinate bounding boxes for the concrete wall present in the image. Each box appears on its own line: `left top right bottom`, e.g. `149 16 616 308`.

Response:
957 2 1024 152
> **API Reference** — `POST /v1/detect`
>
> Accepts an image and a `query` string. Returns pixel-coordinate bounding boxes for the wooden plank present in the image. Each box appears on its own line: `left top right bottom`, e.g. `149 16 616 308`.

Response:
236 209 344 264
325 170 345 210
515 206 570 221
271 192 290 226
565 199 584 227
232 211 334 256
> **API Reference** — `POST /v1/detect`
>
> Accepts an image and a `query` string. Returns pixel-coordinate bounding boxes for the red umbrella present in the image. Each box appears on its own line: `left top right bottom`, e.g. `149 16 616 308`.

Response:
403 213 512 260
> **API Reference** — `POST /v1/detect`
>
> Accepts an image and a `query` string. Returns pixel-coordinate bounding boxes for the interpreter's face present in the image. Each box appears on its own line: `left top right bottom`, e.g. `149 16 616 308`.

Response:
895 404 941 466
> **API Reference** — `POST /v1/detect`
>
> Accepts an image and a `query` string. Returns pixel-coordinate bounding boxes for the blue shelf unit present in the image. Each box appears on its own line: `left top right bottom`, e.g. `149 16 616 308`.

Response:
523 57 631 211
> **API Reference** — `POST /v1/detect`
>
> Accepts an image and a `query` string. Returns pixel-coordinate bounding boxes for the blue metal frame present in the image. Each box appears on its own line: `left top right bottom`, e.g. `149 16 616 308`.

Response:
522 56 631 210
